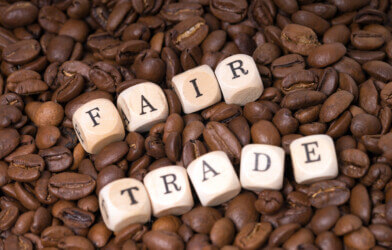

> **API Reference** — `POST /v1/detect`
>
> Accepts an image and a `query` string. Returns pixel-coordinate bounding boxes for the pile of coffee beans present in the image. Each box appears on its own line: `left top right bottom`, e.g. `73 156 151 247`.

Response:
1 0 392 249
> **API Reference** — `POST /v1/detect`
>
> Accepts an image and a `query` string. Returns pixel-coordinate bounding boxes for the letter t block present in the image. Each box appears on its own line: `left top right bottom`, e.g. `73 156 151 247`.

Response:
187 151 241 206
72 98 125 154
99 178 151 232
290 134 338 184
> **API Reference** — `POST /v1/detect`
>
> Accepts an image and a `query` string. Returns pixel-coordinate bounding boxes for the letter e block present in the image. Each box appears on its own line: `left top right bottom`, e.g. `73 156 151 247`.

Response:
215 54 264 105
187 151 241 206
290 135 338 184
117 82 169 132
99 178 151 232
144 166 193 217
172 65 222 114
240 144 285 191
73 98 125 154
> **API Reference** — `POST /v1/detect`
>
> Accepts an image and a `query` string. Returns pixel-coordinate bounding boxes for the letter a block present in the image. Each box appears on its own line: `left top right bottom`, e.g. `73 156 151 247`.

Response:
240 144 285 191
117 82 169 132
290 135 338 184
144 166 193 217
99 178 151 232
73 98 125 154
172 65 222 114
187 151 241 206
215 54 264 106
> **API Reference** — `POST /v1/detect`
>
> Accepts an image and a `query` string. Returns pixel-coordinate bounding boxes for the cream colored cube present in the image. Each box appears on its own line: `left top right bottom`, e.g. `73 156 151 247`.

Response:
117 82 169 132
240 144 285 191
187 151 241 206
215 54 264 105
99 178 151 232
72 98 125 154
172 65 221 114
143 166 193 217
290 134 338 184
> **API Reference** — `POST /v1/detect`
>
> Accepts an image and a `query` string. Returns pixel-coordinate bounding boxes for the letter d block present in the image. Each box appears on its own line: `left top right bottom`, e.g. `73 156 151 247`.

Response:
240 144 285 191
117 82 169 132
172 65 222 114
290 135 338 184
187 151 241 206
215 54 264 106
73 98 125 154
99 178 151 232
144 166 193 217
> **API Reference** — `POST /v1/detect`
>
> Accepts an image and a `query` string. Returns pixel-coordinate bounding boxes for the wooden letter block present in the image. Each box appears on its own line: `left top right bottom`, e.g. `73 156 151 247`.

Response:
117 82 169 132
72 98 125 154
215 54 264 105
290 134 338 184
172 65 222 114
143 166 193 217
99 178 151 232
187 151 241 206
240 144 285 191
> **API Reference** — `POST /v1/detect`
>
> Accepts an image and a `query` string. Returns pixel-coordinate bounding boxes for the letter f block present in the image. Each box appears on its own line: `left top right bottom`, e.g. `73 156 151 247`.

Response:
72 98 125 154
144 166 193 217
187 151 241 206
290 134 338 184
240 144 285 191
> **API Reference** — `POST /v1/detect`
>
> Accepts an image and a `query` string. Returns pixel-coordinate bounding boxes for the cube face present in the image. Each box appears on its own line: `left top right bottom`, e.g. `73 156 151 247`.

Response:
117 82 169 132
143 166 194 217
240 144 285 191
215 54 264 106
172 65 222 114
99 178 151 232
72 98 125 154
187 151 241 206
290 134 338 184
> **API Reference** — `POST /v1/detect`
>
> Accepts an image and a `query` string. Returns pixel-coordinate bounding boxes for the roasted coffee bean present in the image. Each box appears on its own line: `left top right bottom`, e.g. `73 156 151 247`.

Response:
0 205 18 231
182 206 222 234
339 149 370 178
142 230 184 250
170 16 209 51
281 24 319 56
49 172 96 200
59 207 95 229
309 180 350 208
8 154 45 182
39 146 72 172
234 222 272 249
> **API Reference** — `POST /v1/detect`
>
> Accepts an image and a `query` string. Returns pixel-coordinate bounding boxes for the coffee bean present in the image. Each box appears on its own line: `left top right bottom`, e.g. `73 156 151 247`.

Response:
49 172 96 200
142 230 184 250
39 146 72 172
281 24 319 56
0 205 18 231
309 180 350 208
8 154 45 182
170 16 209 51
234 222 272 249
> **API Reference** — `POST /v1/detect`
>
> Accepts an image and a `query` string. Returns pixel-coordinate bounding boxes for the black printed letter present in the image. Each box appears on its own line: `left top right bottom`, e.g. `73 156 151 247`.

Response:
253 152 271 171
301 141 321 163
140 95 157 115
160 174 181 194
86 107 100 127
121 187 139 205
227 60 249 79
189 78 203 98
202 160 220 182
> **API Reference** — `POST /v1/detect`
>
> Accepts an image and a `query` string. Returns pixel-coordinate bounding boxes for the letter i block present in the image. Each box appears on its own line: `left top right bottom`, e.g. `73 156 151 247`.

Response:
215 54 264 106
72 98 125 154
290 134 338 184
117 82 169 132
240 144 285 191
99 178 151 232
172 65 222 114
187 151 241 206
143 166 194 217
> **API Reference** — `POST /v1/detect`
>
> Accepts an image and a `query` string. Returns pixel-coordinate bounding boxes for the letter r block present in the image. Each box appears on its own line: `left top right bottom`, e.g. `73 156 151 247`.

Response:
99 178 151 232
290 134 338 184
117 82 169 132
215 54 264 106
72 98 125 154
240 144 285 191
187 151 241 206
143 166 193 217
172 65 222 114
